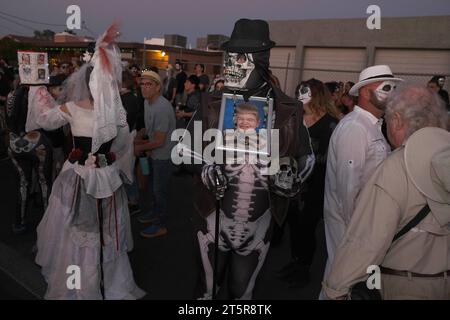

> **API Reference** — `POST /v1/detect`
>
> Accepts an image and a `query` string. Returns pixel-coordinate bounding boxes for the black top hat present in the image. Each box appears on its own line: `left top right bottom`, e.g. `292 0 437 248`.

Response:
221 19 276 53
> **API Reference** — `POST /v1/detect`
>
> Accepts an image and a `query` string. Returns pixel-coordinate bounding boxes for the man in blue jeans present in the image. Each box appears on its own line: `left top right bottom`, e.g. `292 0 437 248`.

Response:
134 70 175 238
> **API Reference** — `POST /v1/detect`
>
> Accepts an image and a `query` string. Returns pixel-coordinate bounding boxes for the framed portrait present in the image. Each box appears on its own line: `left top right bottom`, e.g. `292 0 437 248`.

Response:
38 69 46 80
37 54 45 65
216 93 274 156
17 51 49 85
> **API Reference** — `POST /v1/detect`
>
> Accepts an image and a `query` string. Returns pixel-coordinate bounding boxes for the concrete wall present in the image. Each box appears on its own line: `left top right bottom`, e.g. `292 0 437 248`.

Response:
269 16 450 49
268 16 450 95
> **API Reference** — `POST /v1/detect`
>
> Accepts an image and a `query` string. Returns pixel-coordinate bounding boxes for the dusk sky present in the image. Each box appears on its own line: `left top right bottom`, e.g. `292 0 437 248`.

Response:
1 0 449 45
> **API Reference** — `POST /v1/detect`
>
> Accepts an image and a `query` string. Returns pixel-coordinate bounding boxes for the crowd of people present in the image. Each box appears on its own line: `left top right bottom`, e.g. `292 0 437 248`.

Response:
0 18 449 300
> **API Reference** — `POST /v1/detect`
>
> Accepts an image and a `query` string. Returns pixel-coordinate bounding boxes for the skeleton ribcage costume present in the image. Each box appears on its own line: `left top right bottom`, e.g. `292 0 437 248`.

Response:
195 37 312 297
6 87 53 230
197 160 272 300
221 163 270 252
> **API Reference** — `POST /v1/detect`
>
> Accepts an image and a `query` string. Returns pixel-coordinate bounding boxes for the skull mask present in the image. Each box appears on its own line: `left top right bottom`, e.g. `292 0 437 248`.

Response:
223 52 256 90
9 132 40 153
270 157 299 197
374 80 397 103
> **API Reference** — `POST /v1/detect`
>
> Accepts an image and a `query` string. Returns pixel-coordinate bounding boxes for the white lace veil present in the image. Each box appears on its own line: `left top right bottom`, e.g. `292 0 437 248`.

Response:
59 23 127 153
58 63 92 104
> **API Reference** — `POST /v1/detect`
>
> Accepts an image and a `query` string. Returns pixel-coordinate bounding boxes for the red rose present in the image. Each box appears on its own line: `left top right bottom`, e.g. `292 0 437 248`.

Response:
106 152 116 163
68 148 83 163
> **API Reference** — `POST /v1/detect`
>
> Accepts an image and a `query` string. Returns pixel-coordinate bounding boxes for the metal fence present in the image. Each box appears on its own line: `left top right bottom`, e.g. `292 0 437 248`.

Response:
142 55 450 98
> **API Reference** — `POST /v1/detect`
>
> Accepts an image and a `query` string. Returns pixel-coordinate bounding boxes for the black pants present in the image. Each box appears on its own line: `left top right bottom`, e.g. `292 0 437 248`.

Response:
10 137 53 226
287 199 323 265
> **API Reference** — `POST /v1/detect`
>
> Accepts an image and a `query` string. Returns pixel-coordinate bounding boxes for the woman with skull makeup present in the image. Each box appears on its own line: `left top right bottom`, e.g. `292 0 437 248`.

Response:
193 19 315 300
278 79 339 288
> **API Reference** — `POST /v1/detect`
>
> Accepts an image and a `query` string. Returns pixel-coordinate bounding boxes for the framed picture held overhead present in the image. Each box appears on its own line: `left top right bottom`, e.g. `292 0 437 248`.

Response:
17 51 49 85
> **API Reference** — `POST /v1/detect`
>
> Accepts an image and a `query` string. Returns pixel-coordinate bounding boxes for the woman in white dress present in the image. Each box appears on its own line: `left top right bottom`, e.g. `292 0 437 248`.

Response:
30 23 145 300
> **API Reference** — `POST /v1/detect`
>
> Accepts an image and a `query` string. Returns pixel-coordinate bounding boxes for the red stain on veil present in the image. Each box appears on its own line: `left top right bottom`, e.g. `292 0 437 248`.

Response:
97 21 121 75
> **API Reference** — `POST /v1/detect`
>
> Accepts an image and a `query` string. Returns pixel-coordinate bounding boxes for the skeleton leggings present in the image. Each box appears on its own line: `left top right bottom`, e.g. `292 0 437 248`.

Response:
196 163 273 299
9 131 53 227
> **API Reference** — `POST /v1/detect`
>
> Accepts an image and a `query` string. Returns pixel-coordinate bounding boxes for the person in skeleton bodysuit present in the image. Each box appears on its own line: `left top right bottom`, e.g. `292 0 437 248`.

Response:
194 19 315 299
5 80 54 234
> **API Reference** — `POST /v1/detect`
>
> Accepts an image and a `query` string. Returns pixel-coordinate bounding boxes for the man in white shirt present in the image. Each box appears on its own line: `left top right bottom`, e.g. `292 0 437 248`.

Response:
321 65 403 295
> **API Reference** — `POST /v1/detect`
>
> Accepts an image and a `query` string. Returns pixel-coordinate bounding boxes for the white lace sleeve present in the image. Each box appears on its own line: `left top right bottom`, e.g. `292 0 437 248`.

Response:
110 125 136 184
27 85 69 131
90 42 127 153
36 105 70 131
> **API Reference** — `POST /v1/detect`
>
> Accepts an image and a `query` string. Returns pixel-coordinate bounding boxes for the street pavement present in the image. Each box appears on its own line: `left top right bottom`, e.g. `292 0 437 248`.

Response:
0 157 327 300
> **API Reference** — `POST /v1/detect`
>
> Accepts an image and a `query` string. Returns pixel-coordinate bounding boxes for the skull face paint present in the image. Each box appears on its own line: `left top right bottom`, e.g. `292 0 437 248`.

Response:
374 81 397 103
223 52 256 90
298 85 312 105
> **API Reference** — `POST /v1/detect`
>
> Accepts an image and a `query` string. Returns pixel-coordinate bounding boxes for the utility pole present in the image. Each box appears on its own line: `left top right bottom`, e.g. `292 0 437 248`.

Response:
143 37 146 69
284 52 291 92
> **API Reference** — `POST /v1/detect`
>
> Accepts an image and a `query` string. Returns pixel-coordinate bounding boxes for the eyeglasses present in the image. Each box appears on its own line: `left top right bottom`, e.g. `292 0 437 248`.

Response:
140 82 154 88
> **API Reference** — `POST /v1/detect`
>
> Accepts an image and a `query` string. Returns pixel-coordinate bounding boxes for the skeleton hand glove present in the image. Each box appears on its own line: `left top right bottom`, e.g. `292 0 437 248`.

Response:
297 153 315 185
201 164 228 199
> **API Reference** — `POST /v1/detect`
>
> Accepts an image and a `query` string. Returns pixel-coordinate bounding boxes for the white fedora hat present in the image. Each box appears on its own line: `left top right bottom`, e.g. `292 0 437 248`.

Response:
349 65 403 96
404 127 450 227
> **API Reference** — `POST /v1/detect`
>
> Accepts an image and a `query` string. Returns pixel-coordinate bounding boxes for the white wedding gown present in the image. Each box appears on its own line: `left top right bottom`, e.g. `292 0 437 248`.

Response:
35 101 145 300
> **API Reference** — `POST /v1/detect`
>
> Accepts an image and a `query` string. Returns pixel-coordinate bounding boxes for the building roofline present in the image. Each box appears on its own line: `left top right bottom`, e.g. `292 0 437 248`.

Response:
1 34 223 55
268 14 450 24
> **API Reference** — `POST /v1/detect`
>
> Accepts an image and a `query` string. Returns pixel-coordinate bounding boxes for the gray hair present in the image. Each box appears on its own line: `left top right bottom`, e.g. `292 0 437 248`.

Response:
385 83 449 139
